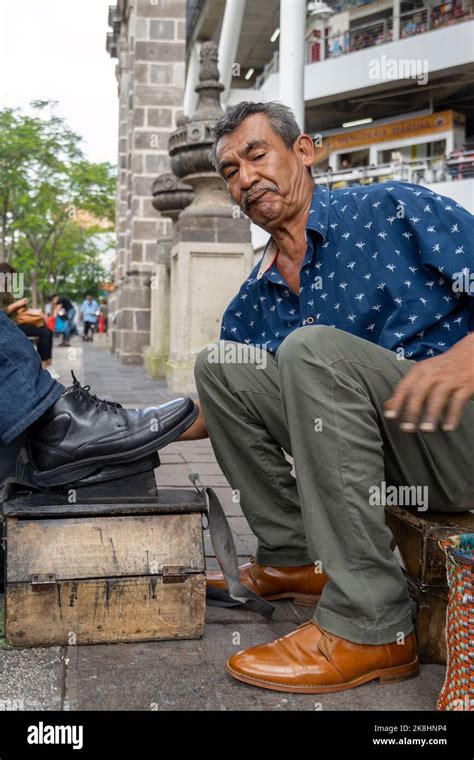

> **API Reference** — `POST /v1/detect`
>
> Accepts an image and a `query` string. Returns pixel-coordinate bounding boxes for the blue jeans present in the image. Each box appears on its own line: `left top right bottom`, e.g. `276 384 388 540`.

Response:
0 311 64 444
63 307 76 343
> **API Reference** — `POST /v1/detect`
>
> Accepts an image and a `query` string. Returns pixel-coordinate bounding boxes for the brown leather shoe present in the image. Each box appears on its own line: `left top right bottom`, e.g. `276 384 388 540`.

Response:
206 557 328 606
227 621 419 693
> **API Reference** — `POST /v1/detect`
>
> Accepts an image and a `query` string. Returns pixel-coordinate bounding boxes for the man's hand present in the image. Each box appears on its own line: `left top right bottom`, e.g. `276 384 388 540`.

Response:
384 334 474 432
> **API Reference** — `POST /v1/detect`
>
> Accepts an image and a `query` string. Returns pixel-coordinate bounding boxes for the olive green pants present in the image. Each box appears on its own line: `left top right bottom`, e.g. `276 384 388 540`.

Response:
194 326 474 645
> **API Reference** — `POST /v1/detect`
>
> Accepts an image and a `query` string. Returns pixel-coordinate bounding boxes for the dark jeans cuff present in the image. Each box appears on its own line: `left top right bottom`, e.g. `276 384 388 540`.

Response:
2 381 65 444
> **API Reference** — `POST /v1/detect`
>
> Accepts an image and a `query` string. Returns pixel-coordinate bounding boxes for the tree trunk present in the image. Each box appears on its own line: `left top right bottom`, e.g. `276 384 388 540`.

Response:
29 268 38 308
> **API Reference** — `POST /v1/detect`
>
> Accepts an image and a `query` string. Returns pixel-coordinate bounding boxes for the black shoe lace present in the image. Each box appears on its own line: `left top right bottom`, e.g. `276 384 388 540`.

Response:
69 371 123 414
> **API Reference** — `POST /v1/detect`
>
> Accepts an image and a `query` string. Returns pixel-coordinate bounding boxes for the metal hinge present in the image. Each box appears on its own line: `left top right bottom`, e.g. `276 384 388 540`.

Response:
162 565 187 584
31 573 56 591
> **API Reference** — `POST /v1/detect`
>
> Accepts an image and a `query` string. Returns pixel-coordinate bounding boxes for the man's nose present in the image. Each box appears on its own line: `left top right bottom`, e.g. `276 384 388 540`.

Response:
239 161 260 192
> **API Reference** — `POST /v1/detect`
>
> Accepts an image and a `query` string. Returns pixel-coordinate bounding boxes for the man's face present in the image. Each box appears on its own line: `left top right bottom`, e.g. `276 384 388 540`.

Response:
215 113 314 229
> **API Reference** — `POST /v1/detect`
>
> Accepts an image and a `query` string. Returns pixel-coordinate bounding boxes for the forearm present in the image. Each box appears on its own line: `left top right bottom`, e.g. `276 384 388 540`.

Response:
5 301 24 315
176 398 209 440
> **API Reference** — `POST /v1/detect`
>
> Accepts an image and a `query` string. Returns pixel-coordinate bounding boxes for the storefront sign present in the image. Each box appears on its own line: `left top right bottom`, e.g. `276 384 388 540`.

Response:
313 110 465 164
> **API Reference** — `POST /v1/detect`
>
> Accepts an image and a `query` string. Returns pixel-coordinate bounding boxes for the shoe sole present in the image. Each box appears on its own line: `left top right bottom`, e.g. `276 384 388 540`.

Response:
266 592 320 607
226 658 419 694
28 402 199 487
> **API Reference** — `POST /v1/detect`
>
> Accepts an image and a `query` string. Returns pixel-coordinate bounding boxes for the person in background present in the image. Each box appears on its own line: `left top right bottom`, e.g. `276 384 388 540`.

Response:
80 294 100 342
325 165 334 188
71 304 79 336
402 18 417 36
48 293 76 347
0 263 54 371
330 38 343 57
100 299 109 334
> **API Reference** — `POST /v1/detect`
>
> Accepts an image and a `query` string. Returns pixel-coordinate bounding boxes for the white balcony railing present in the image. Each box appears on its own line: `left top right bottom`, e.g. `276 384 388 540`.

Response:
313 151 474 188
308 4 474 63
254 2 474 87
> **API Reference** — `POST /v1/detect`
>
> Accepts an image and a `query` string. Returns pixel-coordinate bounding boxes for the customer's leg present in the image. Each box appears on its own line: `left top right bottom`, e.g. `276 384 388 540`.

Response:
276 325 473 645
63 308 75 343
59 321 68 344
18 325 53 363
63 310 71 342
0 311 64 444
194 341 311 566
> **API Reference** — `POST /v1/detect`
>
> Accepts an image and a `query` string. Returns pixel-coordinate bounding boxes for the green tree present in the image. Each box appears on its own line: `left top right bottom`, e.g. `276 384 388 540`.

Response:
54 225 113 303
0 101 116 305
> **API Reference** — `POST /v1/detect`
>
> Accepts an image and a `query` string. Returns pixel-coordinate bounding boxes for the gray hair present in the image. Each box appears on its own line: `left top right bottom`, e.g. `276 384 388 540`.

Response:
209 101 303 173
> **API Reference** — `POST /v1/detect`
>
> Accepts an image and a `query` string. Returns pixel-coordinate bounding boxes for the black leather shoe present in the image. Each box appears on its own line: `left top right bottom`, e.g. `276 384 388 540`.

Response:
26 372 198 486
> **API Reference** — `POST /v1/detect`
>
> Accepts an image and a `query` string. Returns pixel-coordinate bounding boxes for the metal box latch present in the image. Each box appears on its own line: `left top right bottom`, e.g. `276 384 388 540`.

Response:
31 573 56 591
162 565 187 584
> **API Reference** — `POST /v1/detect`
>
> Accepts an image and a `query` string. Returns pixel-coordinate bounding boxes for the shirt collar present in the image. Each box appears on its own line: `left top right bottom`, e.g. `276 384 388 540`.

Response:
256 183 330 280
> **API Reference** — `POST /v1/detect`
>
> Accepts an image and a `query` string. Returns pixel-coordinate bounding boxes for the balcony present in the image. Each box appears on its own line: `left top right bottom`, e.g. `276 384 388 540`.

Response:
313 150 474 211
248 1 474 91
308 2 474 63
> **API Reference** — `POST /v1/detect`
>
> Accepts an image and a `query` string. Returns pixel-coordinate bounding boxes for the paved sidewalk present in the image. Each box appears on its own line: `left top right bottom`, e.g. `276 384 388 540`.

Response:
0 339 446 711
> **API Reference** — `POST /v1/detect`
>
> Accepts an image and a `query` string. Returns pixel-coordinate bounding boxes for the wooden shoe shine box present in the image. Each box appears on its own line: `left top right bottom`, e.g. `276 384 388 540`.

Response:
1 474 207 648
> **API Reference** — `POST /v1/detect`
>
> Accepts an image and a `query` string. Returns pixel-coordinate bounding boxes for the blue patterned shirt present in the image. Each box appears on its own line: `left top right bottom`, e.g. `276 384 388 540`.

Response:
220 181 474 360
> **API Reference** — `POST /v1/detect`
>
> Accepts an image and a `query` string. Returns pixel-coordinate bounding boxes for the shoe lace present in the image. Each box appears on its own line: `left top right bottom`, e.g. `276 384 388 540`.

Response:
69 371 123 414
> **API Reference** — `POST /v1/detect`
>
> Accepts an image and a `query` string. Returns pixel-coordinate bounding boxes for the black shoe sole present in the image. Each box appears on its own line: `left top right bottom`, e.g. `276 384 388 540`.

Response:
27 401 199 487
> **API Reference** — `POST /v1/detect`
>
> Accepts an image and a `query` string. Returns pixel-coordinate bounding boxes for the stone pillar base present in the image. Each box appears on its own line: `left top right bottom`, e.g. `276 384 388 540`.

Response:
144 347 169 380
167 239 253 394
165 359 196 395
113 269 152 365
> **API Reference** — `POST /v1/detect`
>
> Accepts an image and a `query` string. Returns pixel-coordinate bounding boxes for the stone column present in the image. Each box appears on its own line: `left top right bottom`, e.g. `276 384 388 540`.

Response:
144 173 193 379
166 42 253 393
107 0 186 365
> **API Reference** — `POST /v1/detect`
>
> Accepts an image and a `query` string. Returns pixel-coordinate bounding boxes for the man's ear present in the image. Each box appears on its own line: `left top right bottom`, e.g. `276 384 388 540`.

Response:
295 133 315 172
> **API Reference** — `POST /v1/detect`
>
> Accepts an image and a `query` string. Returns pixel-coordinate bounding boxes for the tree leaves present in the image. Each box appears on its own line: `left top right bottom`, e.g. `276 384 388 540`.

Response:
0 101 116 305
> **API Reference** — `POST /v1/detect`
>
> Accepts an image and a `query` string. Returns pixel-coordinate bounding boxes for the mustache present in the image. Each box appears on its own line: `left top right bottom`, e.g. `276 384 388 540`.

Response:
242 184 278 212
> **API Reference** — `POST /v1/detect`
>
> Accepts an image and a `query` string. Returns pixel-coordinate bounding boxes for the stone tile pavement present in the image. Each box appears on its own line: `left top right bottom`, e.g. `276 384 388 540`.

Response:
0 338 446 711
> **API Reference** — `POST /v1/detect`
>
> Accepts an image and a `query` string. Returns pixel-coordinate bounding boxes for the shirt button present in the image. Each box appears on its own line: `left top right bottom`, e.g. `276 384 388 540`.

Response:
306 316 315 324
284 289 289 296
